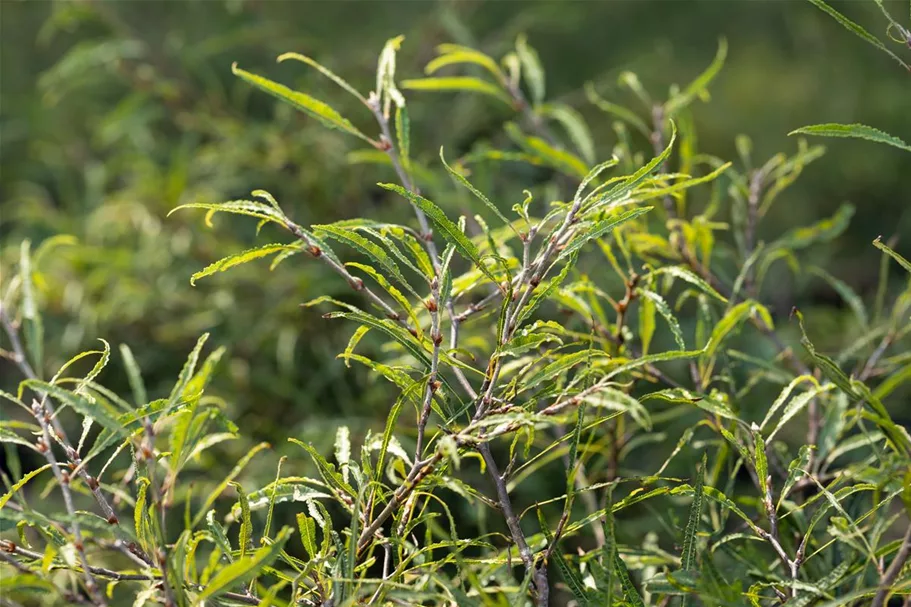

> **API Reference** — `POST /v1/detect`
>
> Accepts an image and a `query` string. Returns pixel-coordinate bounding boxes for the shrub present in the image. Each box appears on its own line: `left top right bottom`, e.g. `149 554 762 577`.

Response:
2 5 910 606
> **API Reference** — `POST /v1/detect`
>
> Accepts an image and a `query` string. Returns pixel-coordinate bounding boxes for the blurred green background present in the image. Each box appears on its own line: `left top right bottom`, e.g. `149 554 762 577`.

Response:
2 0 909 494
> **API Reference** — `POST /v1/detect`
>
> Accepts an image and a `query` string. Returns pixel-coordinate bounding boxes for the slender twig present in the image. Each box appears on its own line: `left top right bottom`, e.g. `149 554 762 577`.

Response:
357 453 443 553
414 278 442 461
871 524 911 607
31 400 106 605
1 541 260 605
0 306 122 528
479 442 548 607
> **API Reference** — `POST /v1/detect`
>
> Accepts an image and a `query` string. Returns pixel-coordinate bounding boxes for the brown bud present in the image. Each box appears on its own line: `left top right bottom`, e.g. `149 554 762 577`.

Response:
422 232 434 242
86 475 99 490
36 439 47 453
429 380 442 393
107 514 119 525
60 471 70 485
308 245 322 258
425 297 438 312
386 312 401 321
349 277 364 291
408 327 419 338
432 332 443 346
1 540 16 553
74 540 84 552
530 276 540 288
140 444 154 461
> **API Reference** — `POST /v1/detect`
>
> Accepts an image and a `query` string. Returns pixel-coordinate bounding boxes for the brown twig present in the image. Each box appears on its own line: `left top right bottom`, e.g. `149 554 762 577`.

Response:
871 524 911 607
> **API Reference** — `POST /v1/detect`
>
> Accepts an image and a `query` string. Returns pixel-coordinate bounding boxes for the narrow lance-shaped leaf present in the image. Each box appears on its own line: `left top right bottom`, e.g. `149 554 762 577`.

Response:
537 508 593 605
276 52 369 105
516 34 545 105
425 44 505 84
230 482 253 559
296 512 318 560
402 76 513 106
378 183 499 284
681 454 706 572
804 0 910 71
585 82 650 138
19 240 43 374
315 224 420 298
637 289 686 350
0 464 52 510
665 38 728 115
557 207 653 263
196 527 293 602
23 380 124 435
790 123 911 152
190 244 293 286
440 148 518 237
585 121 677 210
232 63 375 144
540 103 596 164
873 236 911 274
168 200 288 227
119 344 148 406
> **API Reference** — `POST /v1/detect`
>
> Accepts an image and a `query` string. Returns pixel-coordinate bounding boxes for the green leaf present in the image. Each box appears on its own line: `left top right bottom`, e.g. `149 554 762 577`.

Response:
23 380 124 435
809 266 868 329
440 148 518 236
557 207 653 262
648 266 727 303
315 224 420 298
778 445 814 508
804 0 910 71
196 527 292 602
516 34 545 105
402 76 513 106
230 482 253 559
873 236 911 274
772 203 854 251
168 200 287 227
119 344 148 407
585 82 650 138
296 512 318 560
612 547 646 606
276 52 368 105
681 454 706 571
232 63 375 143
523 349 608 388
540 103 596 164
378 183 498 284
637 289 686 350
505 122 589 177
753 432 768 497
704 300 770 360
425 44 505 84
758 375 820 431
288 439 357 500
0 463 52 510
585 121 677 210
582 386 652 431
639 292 656 355
190 244 292 286
665 38 728 115
537 509 592 605
325 308 430 369
19 241 43 374
790 123 911 152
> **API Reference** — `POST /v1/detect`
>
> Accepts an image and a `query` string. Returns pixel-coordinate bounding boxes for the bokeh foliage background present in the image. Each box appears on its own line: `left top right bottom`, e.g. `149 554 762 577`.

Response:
2 0 910 556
